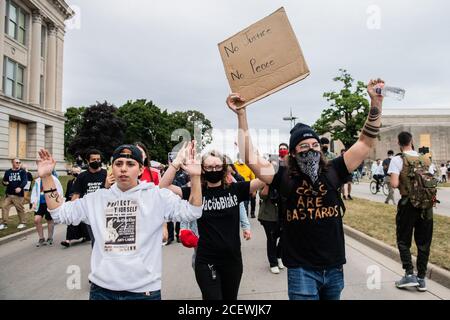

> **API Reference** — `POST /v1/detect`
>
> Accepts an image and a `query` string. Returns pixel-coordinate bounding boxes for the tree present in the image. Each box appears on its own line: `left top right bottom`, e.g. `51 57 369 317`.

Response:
117 100 213 163
64 106 86 161
168 110 213 149
313 69 370 149
117 99 172 163
68 101 125 162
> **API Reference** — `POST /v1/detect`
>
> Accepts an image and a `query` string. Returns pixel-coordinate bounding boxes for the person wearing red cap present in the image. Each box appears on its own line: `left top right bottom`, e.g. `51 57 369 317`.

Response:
227 78 386 300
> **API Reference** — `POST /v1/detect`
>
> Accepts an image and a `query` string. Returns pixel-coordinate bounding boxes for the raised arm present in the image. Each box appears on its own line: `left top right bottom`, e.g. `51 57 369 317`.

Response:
226 94 275 184
344 79 384 173
37 149 63 210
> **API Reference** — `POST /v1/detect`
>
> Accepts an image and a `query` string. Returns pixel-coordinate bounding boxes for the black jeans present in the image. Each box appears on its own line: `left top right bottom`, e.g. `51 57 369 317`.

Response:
248 196 256 217
260 220 282 267
373 174 384 190
167 221 180 241
396 198 433 278
195 261 243 300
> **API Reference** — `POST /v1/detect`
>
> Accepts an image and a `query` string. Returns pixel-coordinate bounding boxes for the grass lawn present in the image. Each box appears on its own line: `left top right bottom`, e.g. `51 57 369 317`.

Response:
0 175 72 238
344 197 450 271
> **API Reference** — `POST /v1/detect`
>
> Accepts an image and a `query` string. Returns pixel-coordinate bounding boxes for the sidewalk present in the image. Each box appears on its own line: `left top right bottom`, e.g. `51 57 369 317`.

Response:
1 216 449 299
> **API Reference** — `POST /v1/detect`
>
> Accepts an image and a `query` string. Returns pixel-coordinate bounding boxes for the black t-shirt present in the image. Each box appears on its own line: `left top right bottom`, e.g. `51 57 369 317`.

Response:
272 156 349 270
382 158 392 176
72 169 107 198
182 181 251 265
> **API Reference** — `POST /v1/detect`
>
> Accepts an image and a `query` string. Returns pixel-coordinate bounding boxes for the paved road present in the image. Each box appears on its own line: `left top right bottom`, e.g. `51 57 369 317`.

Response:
350 182 450 217
1 220 449 300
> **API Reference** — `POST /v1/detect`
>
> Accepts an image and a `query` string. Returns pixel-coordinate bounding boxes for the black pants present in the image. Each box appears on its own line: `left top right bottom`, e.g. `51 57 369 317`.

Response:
373 174 384 190
260 220 282 267
195 261 243 300
167 221 180 241
396 198 433 278
247 196 256 217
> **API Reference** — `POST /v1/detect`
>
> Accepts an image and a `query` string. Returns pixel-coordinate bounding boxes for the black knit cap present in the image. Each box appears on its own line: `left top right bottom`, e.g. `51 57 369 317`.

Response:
112 144 143 165
289 123 320 152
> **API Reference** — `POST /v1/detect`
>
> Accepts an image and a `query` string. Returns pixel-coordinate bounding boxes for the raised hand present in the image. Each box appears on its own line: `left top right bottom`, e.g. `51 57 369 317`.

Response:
173 141 189 169
226 93 246 115
181 140 201 177
37 149 56 178
367 78 385 106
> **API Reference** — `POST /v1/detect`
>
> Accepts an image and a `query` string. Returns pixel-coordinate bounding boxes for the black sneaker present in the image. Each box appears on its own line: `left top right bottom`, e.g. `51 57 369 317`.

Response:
61 241 70 248
347 195 353 200
343 195 347 200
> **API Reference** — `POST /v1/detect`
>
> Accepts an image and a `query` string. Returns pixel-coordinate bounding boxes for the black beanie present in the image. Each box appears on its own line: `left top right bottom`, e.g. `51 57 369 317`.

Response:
289 123 320 152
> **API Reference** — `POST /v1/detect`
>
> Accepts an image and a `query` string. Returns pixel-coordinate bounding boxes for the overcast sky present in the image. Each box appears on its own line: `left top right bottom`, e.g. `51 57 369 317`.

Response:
63 0 450 155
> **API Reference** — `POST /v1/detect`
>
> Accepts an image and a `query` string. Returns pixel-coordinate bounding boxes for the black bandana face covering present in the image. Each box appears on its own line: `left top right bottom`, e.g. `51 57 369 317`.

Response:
295 149 321 184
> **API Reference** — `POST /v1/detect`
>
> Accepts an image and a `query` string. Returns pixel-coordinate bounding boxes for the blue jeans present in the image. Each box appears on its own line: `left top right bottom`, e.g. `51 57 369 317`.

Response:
287 266 344 300
89 283 161 300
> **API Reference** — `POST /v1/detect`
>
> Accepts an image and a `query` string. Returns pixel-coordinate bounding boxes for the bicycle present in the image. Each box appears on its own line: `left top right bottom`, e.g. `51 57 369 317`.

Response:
370 178 389 196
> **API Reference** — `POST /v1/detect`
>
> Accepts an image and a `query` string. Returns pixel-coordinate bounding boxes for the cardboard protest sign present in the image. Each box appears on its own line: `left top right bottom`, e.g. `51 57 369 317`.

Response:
218 7 310 108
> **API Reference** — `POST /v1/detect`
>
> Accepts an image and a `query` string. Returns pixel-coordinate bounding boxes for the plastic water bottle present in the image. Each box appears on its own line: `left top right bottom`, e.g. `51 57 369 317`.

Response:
375 86 405 100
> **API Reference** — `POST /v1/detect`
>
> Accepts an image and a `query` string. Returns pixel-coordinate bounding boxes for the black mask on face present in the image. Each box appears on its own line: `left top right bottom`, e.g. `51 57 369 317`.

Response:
203 170 224 184
89 161 101 170
72 173 79 178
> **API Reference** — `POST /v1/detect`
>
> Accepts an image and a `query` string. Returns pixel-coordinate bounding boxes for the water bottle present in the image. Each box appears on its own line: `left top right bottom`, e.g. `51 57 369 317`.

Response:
375 86 405 100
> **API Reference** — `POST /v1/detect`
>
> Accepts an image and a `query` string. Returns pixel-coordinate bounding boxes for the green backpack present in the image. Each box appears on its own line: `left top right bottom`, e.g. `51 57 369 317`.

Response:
402 154 438 210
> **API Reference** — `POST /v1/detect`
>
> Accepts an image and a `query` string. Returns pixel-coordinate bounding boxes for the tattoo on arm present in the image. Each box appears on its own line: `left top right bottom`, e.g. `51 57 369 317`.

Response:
49 191 60 203
362 107 381 139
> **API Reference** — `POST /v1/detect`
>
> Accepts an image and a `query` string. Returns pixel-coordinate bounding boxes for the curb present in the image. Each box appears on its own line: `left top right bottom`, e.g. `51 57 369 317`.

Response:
0 224 48 246
344 224 450 290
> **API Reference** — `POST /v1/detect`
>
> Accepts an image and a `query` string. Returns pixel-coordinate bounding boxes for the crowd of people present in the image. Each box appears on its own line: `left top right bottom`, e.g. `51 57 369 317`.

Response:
0 78 445 300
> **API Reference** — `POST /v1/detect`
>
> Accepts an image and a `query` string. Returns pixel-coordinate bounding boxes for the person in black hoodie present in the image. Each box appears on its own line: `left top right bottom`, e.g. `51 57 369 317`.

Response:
1 158 28 230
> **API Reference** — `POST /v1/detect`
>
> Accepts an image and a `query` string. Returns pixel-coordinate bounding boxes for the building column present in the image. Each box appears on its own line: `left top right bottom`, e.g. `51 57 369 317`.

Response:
27 122 45 159
0 1 6 92
55 28 65 112
45 24 57 111
29 10 42 106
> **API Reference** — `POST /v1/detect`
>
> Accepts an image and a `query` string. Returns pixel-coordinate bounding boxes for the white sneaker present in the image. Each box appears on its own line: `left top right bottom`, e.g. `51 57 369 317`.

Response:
270 266 280 274
0 224 7 230
277 258 285 269
17 223 26 229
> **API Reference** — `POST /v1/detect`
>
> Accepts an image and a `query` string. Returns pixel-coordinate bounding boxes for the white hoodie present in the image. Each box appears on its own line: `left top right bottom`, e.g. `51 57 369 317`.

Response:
49 181 202 293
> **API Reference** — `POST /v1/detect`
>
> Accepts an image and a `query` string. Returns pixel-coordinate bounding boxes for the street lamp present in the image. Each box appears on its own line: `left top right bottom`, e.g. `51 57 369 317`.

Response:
283 108 298 129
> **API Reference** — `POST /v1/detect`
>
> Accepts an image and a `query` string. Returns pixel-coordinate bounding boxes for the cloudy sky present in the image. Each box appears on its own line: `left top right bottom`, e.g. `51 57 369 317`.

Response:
63 0 450 155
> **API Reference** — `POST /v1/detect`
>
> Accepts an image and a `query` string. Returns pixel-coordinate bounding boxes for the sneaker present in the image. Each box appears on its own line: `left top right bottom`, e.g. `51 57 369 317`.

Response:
417 278 427 292
277 258 285 269
61 241 70 248
270 266 280 274
347 195 353 200
0 224 7 231
395 274 419 288
46 238 53 246
343 195 347 200
36 238 46 247
17 223 27 229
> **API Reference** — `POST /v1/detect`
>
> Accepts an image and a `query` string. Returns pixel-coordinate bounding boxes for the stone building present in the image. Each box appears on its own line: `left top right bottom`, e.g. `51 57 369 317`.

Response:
0 0 73 174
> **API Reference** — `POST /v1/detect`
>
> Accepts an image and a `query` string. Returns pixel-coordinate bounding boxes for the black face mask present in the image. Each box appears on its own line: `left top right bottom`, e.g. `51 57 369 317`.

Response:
72 173 79 178
89 161 101 170
203 170 224 184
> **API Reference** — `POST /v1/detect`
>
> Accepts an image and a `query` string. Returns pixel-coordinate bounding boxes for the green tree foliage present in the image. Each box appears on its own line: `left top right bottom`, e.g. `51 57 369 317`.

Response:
64 106 86 162
117 100 213 163
313 69 369 149
68 102 125 162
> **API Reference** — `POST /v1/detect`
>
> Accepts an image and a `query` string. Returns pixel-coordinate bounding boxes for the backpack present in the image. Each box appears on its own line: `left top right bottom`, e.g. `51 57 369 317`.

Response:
401 154 438 210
